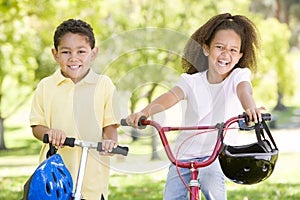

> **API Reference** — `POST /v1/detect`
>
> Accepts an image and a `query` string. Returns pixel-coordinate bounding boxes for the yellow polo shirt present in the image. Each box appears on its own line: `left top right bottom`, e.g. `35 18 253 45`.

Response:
30 69 120 200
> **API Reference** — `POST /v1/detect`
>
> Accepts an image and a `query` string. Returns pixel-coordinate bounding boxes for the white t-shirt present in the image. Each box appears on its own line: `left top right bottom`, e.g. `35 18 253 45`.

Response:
175 68 252 159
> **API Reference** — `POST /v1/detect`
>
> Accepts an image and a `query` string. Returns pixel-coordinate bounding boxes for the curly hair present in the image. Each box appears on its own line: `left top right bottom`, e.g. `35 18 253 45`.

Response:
53 19 95 50
182 13 260 74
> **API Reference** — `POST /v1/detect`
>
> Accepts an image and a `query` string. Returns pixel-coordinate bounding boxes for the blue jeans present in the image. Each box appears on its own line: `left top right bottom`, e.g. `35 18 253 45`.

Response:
163 157 227 200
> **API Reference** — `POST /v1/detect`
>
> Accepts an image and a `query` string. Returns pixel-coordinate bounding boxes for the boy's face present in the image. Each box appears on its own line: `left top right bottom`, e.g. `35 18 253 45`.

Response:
52 33 98 83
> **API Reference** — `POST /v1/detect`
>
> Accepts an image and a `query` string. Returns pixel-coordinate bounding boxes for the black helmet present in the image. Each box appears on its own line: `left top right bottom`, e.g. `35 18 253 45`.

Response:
219 119 279 185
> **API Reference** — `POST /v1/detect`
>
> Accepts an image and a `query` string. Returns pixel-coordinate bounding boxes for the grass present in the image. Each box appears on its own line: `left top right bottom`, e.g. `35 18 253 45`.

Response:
1 107 300 199
106 151 300 200
109 173 165 199
271 106 300 129
1 160 300 200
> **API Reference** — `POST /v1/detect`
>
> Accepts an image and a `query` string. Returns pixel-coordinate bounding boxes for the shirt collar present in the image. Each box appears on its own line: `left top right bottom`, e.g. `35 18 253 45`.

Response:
53 69 99 86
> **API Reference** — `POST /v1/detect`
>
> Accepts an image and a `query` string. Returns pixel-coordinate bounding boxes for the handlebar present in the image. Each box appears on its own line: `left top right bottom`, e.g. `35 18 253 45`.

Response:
121 113 272 168
43 134 129 156
120 116 147 128
121 113 271 129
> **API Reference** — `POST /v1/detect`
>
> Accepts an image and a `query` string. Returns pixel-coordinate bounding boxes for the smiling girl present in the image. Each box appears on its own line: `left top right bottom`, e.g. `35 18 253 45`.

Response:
125 13 264 200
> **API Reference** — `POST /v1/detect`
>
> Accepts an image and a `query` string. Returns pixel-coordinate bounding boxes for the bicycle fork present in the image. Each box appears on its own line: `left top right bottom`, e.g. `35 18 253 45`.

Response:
72 146 89 200
72 140 100 200
189 163 201 200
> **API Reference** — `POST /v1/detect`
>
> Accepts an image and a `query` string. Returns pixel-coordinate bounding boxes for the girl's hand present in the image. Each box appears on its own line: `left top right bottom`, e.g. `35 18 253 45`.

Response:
99 139 118 156
125 112 147 129
245 106 266 124
47 129 66 148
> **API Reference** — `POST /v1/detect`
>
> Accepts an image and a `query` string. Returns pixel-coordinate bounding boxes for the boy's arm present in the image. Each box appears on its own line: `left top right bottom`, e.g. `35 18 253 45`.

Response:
101 124 118 153
32 125 66 148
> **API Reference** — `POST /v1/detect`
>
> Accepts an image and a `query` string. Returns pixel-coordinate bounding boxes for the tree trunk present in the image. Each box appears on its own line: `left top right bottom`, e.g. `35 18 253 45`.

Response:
275 0 291 24
0 117 7 150
273 91 287 111
147 83 161 160
151 128 161 160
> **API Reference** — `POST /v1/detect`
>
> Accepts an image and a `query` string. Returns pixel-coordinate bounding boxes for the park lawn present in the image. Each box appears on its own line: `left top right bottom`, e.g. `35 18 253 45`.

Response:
1 153 300 200
1 106 300 199
1 132 300 200
107 151 300 200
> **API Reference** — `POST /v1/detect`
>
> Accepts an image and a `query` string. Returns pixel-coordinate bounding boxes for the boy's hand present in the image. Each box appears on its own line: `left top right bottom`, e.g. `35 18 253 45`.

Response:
47 129 66 148
99 139 118 156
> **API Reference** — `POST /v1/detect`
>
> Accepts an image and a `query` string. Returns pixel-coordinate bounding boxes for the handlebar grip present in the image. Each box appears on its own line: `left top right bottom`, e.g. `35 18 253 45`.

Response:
43 134 75 147
239 113 272 131
43 134 49 143
242 112 272 123
63 138 75 147
120 116 147 129
120 119 128 126
97 143 129 156
262 113 271 121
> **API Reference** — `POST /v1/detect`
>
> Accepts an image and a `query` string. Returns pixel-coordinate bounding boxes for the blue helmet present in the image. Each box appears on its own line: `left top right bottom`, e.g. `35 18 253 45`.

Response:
27 154 73 200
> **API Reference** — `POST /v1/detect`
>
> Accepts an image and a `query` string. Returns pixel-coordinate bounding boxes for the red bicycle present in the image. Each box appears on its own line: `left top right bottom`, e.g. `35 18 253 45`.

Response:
121 113 278 200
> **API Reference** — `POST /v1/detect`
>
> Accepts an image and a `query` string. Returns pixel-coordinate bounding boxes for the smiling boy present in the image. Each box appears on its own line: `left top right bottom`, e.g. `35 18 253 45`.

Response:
29 19 120 200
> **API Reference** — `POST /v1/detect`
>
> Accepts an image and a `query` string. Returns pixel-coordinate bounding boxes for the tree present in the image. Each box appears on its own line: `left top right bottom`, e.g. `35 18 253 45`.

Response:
250 0 300 48
254 18 294 110
0 1 41 149
95 0 255 160
1 0 295 153
0 0 126 150
250 0 297 110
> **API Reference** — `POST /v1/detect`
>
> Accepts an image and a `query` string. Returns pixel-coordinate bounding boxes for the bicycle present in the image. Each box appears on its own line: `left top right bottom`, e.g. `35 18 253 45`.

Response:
22 134 129 200
121 113 278 200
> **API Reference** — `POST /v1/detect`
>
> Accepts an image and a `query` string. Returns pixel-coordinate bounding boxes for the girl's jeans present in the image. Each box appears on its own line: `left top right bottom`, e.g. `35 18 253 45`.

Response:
163 157 227 200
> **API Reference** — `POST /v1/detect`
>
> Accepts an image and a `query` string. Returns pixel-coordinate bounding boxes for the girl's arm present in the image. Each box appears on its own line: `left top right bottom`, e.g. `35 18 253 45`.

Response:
126 86 184 127
237 81 265 123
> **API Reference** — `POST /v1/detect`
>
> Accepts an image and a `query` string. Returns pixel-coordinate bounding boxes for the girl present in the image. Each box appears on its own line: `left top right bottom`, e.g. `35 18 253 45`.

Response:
125 13 264 200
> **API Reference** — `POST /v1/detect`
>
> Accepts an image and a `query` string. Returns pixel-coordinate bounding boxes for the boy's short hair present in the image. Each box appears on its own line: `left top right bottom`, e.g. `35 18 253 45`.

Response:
53 19 95 50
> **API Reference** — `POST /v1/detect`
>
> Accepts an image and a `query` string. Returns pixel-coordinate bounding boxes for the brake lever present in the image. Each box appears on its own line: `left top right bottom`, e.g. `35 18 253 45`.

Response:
238 119 255 130
238 113 264 131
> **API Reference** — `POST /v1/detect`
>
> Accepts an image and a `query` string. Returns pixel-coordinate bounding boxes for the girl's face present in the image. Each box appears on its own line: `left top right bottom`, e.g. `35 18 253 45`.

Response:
52 33 98 83
204 29 243 83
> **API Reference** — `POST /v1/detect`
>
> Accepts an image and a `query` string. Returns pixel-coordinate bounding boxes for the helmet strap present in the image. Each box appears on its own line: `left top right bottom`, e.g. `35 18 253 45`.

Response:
46 143 58 159
217 122 226 148
255 119 278 150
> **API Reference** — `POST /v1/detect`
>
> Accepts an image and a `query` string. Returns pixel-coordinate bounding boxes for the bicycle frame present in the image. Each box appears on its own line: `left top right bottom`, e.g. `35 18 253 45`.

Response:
123 113 271 200
72 140 100 200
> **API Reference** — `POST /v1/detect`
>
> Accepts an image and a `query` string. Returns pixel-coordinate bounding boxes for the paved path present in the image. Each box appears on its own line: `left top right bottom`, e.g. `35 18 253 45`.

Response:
236 127 300 153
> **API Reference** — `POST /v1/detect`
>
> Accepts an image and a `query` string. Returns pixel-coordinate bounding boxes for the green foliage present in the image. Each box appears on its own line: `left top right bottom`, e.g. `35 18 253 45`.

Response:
0 0 298 115
0 0 54 118
0 0 299 150
0 176 28 199
253 17 294 107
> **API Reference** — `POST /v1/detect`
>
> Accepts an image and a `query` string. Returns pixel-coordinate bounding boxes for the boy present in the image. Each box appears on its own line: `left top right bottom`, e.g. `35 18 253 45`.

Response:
29 19 120 199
